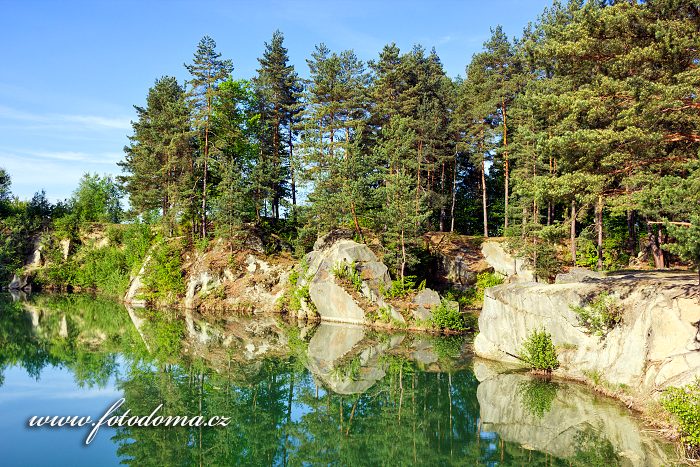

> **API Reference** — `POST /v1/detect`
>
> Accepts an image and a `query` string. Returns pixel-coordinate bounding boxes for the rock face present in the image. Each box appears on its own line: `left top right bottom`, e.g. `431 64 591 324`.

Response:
474 362 676 465
424 233 493 289
7 236 42 291
124 254 152 307
304 235 392 325
411 288 441 321
481 240 534 282
183 239 292 313
474 271 700 392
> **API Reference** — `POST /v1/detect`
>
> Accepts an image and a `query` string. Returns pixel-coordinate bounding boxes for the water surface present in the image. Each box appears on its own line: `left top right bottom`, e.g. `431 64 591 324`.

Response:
0 294 678 466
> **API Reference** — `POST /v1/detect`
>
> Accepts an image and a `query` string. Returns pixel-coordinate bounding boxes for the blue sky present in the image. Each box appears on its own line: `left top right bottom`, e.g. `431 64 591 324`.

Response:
0 0 552 201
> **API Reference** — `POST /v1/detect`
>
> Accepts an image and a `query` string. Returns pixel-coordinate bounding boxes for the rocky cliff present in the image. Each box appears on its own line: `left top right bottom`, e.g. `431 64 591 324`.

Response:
474 271 700 394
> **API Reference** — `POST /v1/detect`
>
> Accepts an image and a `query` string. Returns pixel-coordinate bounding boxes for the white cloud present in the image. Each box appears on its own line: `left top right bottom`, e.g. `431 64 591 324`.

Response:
0 105 131 131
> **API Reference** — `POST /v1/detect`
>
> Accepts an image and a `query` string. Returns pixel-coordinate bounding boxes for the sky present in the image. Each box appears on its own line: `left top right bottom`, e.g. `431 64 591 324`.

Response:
0 0 553 202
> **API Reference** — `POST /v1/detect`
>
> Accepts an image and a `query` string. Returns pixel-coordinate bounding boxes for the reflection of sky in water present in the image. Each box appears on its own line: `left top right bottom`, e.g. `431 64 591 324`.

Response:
0 364 124 467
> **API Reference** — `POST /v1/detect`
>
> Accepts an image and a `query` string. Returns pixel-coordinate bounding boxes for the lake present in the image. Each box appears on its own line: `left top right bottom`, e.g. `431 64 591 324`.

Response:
0 293 679 466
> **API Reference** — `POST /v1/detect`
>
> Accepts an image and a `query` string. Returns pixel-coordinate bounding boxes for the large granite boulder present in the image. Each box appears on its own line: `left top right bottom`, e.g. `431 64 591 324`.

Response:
411 288 441 321
474 271 700 393
304 234 392 325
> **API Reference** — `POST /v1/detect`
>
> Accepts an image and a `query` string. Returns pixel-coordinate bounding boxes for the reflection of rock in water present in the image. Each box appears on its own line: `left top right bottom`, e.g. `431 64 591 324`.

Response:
306 322 405 395
474 361 676 466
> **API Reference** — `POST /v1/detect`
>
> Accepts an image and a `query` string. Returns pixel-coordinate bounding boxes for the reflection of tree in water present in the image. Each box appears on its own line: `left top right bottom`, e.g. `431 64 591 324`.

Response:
517 378 559 419
0 295 630 466
570 425 620 466
0 294 146 388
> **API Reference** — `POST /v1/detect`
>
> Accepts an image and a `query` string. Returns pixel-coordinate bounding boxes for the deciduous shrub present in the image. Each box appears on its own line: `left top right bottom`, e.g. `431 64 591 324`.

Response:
430 299 466 331
661 380 700 457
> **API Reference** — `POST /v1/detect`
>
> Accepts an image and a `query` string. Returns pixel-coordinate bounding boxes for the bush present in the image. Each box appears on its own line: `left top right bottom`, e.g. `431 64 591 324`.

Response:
445 272 504 309
381 275 422 299
661 380 700 456
142 239 185 303
520 328 559 372
331 260 363 292
570 292 623 336
431 299 466 331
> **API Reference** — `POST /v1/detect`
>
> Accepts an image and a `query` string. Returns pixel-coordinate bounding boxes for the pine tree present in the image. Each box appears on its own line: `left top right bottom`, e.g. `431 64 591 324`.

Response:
254 30 303 219
120 76 192 235
185 36 233 238
300 44 370 237
375 117 430 280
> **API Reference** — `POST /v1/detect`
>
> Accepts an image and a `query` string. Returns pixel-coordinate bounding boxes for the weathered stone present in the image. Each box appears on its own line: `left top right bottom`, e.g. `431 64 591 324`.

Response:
124 255 152 307
309 278 367 324
60 238 71 260
411 288 441 321
304 236 393 325
8 273 32 291
474 271 700 393
554 267 605 284
481 240 534 282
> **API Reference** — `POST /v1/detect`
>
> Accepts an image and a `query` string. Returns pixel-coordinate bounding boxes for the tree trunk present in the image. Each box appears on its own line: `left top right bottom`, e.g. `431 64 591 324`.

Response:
502 98 509 231
202 124 209 238
450 157 457 233
570 200 577 266
481 157 488 238
439 161 446 231
596 195 604 271
400 228 406 282
289 127 296 218
645 220 665 269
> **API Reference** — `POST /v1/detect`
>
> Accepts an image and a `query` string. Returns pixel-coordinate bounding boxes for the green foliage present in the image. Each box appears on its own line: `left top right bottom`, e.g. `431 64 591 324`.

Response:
430 300 466 332
518 378 559 418
664 216 700 285
520 328 559 372
445 271 504 309
570 292 623 336
570 427 621 466
331 260 362 292
70 173 123 223
381 275 418 299
661 380 700 455
37 222 152 297
141 239 185 303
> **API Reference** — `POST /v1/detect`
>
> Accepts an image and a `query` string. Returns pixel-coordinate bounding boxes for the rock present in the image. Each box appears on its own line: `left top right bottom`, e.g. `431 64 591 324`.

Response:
124 254 152 307
59 238 71 260
474 271 700 392
411 288 441 321
8 272 33 291
309 278 367 325
304 235 392 325
555 267 605 284
424 233 493 289
185 271 221 309
481 240 534 282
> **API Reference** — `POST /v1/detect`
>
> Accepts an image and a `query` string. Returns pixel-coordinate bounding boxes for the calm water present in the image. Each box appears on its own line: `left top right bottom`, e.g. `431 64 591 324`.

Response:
0 293 678 466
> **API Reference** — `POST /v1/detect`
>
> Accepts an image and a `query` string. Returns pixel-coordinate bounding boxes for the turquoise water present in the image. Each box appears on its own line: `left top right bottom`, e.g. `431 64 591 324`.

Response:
0 294 678 466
